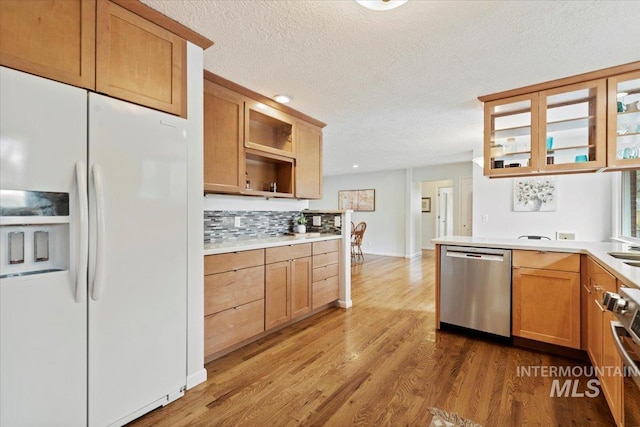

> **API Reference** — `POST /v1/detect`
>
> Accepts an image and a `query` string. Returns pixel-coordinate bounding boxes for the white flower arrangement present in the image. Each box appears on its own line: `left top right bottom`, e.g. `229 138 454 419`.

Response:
514 177 557 212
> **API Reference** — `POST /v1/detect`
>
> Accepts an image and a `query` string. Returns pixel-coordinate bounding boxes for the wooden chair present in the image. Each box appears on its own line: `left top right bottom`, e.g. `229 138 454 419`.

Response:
351 222 367 260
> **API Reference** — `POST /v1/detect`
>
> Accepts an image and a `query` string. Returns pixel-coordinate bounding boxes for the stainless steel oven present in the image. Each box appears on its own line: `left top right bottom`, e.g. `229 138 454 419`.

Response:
604 287 640 426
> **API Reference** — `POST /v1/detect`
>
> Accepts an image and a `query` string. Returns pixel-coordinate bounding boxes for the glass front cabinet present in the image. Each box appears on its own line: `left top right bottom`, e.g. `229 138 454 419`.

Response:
484 94 539 176
484 80 607 177
608 70 640 169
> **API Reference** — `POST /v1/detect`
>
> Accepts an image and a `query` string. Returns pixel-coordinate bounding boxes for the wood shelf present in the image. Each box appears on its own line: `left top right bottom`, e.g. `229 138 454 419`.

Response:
547 144 594 153
546 116 594 133
493 125 531 139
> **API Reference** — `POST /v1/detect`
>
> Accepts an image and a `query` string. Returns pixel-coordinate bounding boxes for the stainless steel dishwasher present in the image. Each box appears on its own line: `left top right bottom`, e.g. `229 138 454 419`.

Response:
439 245 512 337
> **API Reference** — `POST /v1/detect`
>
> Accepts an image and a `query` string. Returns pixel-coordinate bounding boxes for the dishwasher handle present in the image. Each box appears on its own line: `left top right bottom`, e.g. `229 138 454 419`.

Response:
445 251 505 262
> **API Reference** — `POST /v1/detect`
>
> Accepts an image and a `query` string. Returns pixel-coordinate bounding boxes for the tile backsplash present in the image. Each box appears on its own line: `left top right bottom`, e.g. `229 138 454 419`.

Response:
204 211 341 243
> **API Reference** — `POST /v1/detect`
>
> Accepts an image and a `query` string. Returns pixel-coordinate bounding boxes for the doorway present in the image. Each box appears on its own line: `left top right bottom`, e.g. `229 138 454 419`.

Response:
436 186 454 238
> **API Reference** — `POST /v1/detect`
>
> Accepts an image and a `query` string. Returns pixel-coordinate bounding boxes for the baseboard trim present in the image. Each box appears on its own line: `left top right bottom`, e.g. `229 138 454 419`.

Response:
361 250 405 257
186 368 207 390
337 299 353 309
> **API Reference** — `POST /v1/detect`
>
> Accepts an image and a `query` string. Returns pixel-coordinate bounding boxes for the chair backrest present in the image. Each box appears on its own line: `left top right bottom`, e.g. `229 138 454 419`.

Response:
352 222 367 244
517 235 551 240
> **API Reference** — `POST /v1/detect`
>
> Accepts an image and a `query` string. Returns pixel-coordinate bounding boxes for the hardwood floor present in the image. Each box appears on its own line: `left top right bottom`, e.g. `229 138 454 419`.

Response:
130 251 615 426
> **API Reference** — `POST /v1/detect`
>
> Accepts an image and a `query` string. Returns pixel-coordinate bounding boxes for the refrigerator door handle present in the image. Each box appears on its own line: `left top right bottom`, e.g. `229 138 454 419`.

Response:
91 163 106 301
75 161 88 303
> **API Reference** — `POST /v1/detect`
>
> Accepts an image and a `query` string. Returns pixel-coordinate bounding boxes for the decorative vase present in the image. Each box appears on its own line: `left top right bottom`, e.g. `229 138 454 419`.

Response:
526 197 543 212
296 224 306 233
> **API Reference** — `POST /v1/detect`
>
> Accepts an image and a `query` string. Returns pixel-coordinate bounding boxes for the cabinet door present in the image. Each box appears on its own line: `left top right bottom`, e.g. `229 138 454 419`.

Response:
600 310 623 426
291 257 312 319
512 267 581 348
265 261 291 329
204 81 245 193
0 0 95 89
607 70 640 169
204 299 265 357
587 292 603 368
539 79 607 172
96 0 186 117
484 93 539 177
295 121 323 199
244 99 295 157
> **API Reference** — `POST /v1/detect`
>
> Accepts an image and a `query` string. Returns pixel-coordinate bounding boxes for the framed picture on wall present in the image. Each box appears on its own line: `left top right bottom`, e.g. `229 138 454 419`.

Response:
338 189 375 211
421 197 431 213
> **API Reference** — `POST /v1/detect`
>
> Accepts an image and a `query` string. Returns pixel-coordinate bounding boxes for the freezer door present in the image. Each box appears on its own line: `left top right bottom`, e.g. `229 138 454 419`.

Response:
88 93 187 426
0 67 87 426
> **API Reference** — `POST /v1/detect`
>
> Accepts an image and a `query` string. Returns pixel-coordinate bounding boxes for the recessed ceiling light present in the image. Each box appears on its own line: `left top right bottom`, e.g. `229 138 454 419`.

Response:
274 94 291 104
617 92 629 98
353 164 359 168
355 0 408 11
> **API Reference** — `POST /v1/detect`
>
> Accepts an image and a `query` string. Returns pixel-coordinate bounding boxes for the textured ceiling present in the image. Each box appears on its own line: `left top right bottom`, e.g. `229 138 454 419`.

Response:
142 0 640 176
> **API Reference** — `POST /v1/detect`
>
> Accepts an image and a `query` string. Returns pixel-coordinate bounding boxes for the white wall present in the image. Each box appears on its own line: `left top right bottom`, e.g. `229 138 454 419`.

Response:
472 163 613 242
203 194 308 212
421 180 453 249
309 169 406 257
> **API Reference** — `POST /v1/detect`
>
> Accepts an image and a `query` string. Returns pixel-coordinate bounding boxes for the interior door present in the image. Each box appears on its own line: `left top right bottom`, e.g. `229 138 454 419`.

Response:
0 66 87 426
437 187 454 237
88 93 187 426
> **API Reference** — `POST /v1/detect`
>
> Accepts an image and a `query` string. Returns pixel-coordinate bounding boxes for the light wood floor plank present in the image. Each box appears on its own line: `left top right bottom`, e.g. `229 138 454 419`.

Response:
129 251 615 426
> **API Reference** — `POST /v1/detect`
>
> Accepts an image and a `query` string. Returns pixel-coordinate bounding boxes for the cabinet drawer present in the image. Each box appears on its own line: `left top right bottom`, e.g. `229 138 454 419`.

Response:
204 266 264 316
513 250 580 272
313 263 339 282
586 257 616 292
266 243 311 264
204 249 264 275
313 276 339 308
313 239 339 255
204 299 264 356
313 251 339 269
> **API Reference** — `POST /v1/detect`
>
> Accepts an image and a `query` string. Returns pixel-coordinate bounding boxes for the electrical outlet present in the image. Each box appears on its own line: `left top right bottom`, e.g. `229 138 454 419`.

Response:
556 232 575 240
334 216 341 227
313 216 322 226
234 216 241 227
481 214 489 222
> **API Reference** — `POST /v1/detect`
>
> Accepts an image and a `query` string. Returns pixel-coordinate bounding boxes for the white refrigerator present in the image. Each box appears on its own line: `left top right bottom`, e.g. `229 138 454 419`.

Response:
0 66 187 426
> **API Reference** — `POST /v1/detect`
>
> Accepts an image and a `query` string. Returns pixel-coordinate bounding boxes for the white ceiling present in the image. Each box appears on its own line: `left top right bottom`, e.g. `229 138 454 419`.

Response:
142 0 640 176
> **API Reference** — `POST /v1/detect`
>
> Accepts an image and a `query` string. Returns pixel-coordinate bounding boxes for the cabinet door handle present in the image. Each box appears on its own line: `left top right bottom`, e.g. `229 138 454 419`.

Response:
593 286 603 292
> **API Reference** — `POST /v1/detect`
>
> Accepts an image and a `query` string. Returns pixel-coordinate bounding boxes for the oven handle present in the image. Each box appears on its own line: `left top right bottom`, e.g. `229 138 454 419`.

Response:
610 321 640 377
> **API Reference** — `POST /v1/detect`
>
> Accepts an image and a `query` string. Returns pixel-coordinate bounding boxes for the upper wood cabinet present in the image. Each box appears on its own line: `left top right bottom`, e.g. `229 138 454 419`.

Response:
245 100 295 158
0 0 212 117
0 0 96 89
203 71 326 199
484 80 606 177
203 80 245 193
295 121 323 199
607 70 640 169
481 61 640 177
96 0 186 117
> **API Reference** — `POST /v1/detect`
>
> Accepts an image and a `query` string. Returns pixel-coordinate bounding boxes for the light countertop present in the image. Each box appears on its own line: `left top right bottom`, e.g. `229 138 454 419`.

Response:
432 236 639 288
204 234 342 256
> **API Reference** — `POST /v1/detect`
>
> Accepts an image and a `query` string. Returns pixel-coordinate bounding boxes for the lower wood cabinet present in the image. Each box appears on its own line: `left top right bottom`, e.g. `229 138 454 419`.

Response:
203 250 265 359
312 239 340 308
265 244 312 329
204 239 341 360
584 257 623 426
512 250 581 349
204 299 264 357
